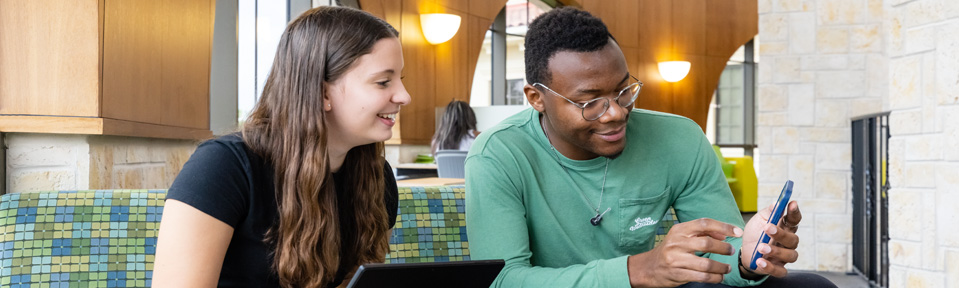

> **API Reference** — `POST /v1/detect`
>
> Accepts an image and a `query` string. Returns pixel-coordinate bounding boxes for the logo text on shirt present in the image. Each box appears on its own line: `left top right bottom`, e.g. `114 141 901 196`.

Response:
629 217 658 231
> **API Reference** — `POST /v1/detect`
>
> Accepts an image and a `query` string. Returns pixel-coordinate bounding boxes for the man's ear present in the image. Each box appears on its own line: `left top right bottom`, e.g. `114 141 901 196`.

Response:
525 84 546 113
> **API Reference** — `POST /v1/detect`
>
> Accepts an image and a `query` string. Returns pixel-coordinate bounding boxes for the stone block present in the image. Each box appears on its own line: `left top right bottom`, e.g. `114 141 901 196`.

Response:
943 109 959 161
771 127 801 154
905 135 943 161
815 214 851 243
889 188 922 241
887 138 906 183
850 98 884 119
903 0 946 28
814 171 847 200
851 24 882 53
121 145 151 165
817 27 849 53
9 170 76 193
921 190 940 270
816 243 848 271
788 154 814 190
817 0 864 25
849 54 866 70
758 112 788 126
6 145 75 169
796 198 845 214
759 14 788 41
947 250 959 288
937 164 959 195
760 155 788 182
887 9 905 57
800 55 848 70
906 269 945 288
866 56 889 101
773 0 808 12
757 0 771 13
787 84 815 126
5 134 87 169
758 58 776 84
814 143 850 170
906 25 937 54
758 85 786 112
788 12 816 54
756 126 773 150
935 21 959 106
773 57 801 83
814 100 850 128
938 192 959 247
817 71 865 98
889 239 922 268
889 267 907 288
890 55 922 110
790 228 817 270
890 111 922 136
866 0 883 22
801 127 849 143
903 162 937 188
759 42 788 56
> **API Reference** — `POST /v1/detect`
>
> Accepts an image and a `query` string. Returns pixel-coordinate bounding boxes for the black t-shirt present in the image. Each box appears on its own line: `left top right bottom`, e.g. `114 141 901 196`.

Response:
166 134 398 288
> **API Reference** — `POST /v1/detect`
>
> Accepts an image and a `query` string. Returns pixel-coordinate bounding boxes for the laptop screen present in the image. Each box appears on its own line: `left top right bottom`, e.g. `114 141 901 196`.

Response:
345 260 505 288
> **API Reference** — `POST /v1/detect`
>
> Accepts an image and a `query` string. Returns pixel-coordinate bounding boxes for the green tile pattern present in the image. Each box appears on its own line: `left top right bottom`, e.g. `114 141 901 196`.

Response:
0 190 165 288
385 186 469 263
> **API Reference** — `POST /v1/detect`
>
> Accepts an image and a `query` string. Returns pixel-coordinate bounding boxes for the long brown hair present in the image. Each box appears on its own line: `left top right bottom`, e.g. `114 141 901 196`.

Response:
241 6 398 288
431 100 477 155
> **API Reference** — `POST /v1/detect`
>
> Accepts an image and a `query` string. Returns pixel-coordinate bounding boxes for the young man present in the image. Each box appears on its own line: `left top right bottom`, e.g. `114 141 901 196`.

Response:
465 7 835 288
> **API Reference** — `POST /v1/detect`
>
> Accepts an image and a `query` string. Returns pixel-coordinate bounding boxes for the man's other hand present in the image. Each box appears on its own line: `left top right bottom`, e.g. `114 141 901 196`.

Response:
627 218 743 287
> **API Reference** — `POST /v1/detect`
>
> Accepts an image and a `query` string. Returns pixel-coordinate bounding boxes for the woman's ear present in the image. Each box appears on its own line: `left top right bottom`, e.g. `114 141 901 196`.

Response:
525 84 545 113
323 81 334 112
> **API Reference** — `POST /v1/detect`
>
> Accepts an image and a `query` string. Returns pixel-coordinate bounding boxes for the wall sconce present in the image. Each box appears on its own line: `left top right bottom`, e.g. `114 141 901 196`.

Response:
658 61 691 82
420 13 461 45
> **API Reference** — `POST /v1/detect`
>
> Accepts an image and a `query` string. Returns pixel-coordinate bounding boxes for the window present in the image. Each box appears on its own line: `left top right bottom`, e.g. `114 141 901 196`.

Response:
470 0 549 107
708 38 758 156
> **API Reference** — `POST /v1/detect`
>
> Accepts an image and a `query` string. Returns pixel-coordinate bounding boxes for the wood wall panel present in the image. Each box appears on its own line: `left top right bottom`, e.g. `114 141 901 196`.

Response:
671 0 706 56
583 0 757 131
0 0 100 117
101 0 212 130
706 0 758 58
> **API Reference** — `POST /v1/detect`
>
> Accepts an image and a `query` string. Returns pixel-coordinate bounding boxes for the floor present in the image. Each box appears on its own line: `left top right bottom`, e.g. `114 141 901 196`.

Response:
741 212 872 288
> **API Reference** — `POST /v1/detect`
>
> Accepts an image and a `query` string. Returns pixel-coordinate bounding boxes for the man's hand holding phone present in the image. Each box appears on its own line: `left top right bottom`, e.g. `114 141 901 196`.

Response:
739 181 803 278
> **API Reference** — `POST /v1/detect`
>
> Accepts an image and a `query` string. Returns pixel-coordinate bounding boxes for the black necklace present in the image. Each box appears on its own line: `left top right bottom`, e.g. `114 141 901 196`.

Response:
541 116 611 226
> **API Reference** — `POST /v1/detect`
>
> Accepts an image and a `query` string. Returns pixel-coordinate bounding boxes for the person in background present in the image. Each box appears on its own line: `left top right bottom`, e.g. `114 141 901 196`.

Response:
152 6 411 288
431 99 481 155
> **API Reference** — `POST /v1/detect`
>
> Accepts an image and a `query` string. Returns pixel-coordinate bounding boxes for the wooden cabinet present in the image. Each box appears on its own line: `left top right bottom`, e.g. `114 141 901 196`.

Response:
0 0 214 139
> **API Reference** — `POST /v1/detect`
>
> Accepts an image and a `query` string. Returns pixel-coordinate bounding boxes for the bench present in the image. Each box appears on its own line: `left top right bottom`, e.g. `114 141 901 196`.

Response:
0 187 677 287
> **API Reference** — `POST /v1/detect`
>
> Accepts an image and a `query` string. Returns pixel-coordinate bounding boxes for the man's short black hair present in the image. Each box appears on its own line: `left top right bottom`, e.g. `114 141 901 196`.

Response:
524 7 614 86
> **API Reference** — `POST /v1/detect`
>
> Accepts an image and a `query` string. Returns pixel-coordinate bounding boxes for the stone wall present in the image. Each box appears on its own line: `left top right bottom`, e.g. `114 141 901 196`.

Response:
758 0 959 286
757 0 887 272
884 0 959 287
5 133 198 193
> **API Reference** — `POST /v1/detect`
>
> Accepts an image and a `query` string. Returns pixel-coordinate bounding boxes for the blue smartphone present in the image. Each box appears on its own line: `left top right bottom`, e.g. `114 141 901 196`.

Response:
749 180 793 270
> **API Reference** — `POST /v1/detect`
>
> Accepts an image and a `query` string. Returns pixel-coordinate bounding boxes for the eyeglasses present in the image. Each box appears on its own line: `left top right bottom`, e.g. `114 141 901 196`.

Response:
533 75 643 121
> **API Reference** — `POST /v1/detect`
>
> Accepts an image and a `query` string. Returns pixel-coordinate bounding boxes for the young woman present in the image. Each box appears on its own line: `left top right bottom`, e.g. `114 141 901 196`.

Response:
152 6 410 288
430 100 480 155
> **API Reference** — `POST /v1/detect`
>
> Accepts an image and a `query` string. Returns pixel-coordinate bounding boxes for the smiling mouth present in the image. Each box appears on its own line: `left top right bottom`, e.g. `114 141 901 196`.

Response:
377 113 397 120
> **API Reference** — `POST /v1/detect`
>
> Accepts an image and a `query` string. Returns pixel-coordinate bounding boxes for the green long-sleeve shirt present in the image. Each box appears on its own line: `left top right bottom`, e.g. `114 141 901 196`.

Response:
465 108 766 287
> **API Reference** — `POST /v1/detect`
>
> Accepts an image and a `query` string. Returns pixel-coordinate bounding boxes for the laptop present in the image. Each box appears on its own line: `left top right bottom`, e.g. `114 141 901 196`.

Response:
345 260 505 288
